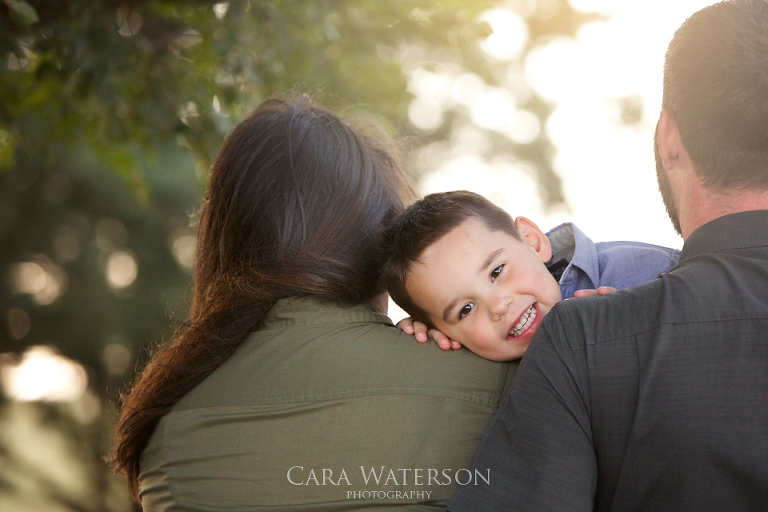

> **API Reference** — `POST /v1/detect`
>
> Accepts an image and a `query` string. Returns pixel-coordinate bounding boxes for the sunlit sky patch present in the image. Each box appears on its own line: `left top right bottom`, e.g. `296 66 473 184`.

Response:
413 0 719 253
479 8 529 61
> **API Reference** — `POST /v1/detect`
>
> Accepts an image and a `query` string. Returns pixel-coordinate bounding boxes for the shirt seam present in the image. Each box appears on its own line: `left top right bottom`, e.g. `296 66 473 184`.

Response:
175 388 503 410
568 315 768 350
679 243 768 260
260 317 392 330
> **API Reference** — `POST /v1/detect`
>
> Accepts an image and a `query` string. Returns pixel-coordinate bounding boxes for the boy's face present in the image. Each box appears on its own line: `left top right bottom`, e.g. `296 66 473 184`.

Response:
405 216 562 361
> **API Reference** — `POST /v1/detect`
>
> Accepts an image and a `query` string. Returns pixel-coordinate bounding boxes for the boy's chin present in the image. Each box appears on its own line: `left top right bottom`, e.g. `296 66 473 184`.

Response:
478 341 530 362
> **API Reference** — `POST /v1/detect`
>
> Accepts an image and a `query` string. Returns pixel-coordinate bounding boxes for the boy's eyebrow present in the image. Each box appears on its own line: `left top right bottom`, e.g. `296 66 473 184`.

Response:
442 299 458 323
479 248 504 273
442 248 505 322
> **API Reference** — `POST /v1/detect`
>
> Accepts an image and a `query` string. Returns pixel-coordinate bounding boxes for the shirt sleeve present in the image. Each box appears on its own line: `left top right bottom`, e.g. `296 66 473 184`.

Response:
595 242 679 291
448 306 597 512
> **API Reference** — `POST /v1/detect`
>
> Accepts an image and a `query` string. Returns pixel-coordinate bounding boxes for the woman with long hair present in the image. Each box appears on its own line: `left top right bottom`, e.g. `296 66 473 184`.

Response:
112 96 513 510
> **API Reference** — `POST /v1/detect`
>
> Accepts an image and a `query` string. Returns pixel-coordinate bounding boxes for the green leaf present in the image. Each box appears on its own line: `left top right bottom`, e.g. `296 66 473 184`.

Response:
3 0 40 27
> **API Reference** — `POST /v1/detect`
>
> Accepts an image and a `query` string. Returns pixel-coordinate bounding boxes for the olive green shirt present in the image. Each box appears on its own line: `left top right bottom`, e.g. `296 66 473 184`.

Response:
139 298 517 511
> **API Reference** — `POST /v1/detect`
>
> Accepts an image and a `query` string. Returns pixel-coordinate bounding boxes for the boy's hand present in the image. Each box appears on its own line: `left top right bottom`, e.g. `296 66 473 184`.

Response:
572 286 617 298
396 317 463 351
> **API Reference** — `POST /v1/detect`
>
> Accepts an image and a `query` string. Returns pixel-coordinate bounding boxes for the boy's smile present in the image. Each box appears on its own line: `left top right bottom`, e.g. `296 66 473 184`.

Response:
405 217 562 361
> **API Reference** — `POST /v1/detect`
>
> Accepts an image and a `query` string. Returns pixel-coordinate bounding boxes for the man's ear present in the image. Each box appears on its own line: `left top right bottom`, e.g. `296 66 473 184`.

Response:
658 109 681 171
515 217 552 263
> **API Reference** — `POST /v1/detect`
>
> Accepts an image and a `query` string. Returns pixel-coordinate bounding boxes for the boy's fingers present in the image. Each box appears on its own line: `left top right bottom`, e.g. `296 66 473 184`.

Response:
573 287 619 298
427 328 451 351
413 321 429 343
396 317 415 334
450 340 463 350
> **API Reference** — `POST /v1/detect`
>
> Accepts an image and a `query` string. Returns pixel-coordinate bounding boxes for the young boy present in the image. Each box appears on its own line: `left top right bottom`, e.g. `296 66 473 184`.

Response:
380 191 679 361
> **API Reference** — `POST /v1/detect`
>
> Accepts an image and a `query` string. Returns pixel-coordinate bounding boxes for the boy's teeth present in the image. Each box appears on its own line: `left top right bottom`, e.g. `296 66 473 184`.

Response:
510 304 537 337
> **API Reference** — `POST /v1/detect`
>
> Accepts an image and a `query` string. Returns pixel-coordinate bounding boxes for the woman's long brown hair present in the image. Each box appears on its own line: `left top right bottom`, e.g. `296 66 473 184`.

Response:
112 97 408 500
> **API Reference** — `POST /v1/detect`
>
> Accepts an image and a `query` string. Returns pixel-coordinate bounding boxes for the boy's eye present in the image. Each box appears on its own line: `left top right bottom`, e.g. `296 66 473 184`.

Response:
490 264 504 281
458 303 474 320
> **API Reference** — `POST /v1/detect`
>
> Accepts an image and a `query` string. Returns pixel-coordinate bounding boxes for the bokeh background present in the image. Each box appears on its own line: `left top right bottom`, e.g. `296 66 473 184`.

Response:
0 0 716 509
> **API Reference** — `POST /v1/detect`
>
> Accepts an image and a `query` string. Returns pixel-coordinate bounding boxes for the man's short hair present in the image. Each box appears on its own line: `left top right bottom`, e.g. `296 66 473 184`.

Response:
379 190 520 327
663 0 768 191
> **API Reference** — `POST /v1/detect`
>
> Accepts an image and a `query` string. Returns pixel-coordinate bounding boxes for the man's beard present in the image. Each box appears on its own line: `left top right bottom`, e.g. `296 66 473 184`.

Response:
654 127 682 236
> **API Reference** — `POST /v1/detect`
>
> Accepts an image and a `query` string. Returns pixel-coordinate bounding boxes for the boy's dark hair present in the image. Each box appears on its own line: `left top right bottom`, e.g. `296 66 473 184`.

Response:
663 0 768 190
380 190 520 327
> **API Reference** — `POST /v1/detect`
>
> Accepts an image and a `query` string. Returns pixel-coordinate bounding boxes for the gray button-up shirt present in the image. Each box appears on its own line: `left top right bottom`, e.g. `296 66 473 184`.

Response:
450 210 768 511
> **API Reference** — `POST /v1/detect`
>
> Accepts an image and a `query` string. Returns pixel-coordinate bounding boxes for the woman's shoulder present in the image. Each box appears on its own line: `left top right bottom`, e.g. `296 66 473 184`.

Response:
175 299 515 412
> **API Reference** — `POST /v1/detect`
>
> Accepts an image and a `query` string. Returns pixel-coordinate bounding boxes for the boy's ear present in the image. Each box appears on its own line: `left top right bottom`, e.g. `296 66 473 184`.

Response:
514 217 552 263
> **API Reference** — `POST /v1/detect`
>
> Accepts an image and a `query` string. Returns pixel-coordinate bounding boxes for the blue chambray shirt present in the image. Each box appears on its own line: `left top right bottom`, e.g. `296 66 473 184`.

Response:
545 223 680 299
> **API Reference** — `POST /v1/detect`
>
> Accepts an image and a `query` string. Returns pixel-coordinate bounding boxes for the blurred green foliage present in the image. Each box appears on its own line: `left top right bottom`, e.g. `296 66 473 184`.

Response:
0 0 597 509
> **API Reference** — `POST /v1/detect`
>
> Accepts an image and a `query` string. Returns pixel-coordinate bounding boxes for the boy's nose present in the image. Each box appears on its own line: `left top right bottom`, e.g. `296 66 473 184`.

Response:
488 294 511 321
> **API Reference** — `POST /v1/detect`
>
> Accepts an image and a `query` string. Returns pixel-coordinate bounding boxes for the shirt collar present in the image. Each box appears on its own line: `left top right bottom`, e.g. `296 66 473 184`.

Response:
678 210 768 264
260 296 394 330
547 222 599 288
